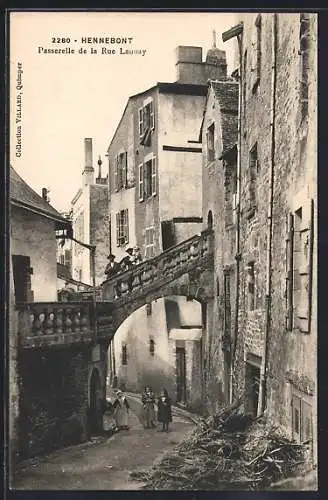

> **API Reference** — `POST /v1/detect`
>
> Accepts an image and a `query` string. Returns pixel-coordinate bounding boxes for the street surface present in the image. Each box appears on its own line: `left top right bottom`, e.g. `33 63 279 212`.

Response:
12 395 195 490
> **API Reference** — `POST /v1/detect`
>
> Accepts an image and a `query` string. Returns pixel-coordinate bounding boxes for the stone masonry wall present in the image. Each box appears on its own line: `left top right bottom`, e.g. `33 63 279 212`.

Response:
201 82 238 411
90 184 109 285
18 345 91 460
233 14 317 461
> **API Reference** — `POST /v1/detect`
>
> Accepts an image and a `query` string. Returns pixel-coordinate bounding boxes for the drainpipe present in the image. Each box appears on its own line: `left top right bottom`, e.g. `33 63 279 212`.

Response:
222 23 243 405
259 13 277 415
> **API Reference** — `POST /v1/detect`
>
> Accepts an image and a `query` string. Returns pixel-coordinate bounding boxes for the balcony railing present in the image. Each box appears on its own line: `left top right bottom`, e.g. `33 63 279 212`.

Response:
17 302 94 348
102 229 214 302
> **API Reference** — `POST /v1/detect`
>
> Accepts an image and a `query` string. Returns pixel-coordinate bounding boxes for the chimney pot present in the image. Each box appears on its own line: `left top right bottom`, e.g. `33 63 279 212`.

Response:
84 138 93 169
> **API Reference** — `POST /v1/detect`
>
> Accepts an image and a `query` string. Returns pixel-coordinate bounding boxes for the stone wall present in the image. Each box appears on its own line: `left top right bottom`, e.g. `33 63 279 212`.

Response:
18 345 91 459
11 207 58 302
90 184 109 285
201 82 238 410
232 13 317 463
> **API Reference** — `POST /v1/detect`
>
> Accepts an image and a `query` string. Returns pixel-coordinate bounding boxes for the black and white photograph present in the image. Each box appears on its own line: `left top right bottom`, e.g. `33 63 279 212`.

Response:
7 10 317 491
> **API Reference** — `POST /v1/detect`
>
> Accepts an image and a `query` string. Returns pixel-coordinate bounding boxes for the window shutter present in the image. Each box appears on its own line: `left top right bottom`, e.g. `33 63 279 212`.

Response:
124 209 129 244
123 152 128 188
292 395 302 443
116 212 120 246
139 163 144 201
294 199 314 333
301 400 312 443
151 156 157 196
150 100 155 130
114 156 118 192
286 213 294 331
138 108 144 137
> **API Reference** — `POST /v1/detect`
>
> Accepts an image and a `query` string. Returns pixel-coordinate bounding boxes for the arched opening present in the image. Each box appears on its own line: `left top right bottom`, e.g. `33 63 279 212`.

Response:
88 368 103 437
107 294 205 411
207 210 213 230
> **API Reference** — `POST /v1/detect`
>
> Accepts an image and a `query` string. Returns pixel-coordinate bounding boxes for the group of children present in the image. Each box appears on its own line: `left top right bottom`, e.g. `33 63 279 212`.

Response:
105 386 173 433
142 386 172 432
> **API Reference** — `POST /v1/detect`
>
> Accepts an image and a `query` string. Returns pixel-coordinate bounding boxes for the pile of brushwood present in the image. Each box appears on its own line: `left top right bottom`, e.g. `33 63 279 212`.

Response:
131 399 306 490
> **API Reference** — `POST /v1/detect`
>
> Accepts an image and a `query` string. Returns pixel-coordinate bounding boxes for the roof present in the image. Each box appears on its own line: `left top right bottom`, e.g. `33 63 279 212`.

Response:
198 79 238 145
10 165 70 229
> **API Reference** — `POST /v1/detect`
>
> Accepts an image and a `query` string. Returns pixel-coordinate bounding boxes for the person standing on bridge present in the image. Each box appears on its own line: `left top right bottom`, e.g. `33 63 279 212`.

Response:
142 386 156 429
157 388 172 432
112 390 130 431
105 254 120 277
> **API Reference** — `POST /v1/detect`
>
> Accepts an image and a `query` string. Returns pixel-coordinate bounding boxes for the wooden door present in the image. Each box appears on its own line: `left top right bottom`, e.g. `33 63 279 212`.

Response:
176 347 186 403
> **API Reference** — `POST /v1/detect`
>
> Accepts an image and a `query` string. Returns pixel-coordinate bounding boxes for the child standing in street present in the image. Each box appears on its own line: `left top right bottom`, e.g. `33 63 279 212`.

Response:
112 390 130 431
157 388 172 432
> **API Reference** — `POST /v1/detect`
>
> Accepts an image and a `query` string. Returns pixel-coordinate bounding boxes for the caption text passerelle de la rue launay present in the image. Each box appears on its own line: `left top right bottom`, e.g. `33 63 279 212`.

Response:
37 36 147 56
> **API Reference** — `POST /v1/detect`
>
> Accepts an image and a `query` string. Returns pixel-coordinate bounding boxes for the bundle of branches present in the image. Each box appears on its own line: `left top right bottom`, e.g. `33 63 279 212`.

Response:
132 399 307 491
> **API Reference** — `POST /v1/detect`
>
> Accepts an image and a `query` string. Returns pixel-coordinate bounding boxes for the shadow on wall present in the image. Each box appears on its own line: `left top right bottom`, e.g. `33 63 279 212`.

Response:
116 331 176 401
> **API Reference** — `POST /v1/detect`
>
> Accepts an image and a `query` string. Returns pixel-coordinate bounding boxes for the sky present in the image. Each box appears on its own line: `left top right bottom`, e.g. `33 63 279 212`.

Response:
10 11 238 213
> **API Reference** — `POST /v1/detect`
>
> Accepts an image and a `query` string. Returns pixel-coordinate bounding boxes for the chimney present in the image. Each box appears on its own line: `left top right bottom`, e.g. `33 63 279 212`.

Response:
175 46 204 84
204 30 227 80
82 138 94 186
96 155 107 185
42 188 48 201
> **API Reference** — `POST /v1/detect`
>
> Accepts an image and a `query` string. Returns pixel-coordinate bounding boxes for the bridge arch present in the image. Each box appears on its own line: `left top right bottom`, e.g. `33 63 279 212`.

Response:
111 280 208 334
106 292 205 407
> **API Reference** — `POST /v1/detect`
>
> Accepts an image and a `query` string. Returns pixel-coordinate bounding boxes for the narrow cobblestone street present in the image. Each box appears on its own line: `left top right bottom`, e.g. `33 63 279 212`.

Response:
11 396 195 490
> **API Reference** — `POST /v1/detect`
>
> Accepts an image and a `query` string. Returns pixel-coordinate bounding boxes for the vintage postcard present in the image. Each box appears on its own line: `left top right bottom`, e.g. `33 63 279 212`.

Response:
8 10 317 491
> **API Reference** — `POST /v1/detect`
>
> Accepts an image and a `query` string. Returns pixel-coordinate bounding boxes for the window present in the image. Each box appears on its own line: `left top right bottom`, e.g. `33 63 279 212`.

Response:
299 13 310 120
149 339 155 356
247 262 255 311
116 209 129 246
138 163 144 201
290 200 314 333
59 254 65 265
248 143 258 218
292 395 313 444
139 100 155 144
145 227 155 259
64 249 71 268
121 344 128 365
114 152 128 191
139 156 156 201
251 14 262 92
207 123 215 162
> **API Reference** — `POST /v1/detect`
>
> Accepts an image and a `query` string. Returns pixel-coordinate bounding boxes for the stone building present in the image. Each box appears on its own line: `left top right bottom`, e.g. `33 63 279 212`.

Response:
9 165 72 462
200 79 239 413
205 12 317 468
106 44 230 407
71 138 110 286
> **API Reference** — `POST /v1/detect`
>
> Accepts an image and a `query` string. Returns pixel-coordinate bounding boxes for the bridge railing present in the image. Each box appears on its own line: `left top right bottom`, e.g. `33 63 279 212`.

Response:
17 301 94 348
102 229 213 301
17 300 116 348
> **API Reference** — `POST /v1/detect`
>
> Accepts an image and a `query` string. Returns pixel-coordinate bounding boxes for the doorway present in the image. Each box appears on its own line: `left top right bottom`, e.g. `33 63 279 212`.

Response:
12 255 33 303
88 368 103 436
176 347 186 403
245 362 261 416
